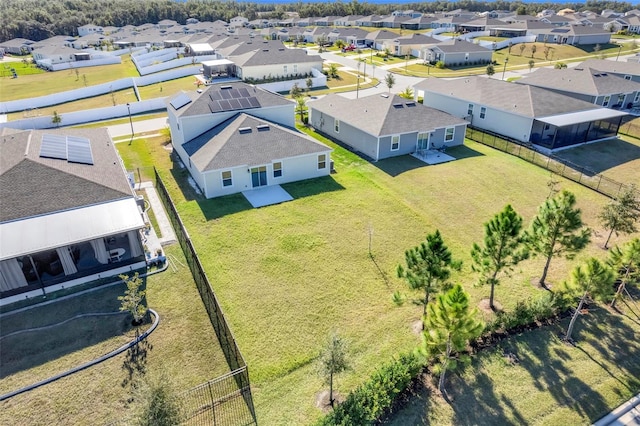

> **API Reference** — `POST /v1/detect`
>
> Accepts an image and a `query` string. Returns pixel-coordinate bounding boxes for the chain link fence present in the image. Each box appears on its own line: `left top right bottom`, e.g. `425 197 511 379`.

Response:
154 168 257 425
465 127 638 201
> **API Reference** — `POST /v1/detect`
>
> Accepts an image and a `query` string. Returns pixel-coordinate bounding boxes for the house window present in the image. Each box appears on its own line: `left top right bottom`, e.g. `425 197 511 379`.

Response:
283 65 288 74
391 135 400 151
479 107 486 119
293 64 298 73
603 95 610 107
318 154 326 169
221 170 232 187
467 104 473 116
617 94 625 106
334 119 340 133
445 127 455 142
273 162 282 178
635 92 640 103
417 132 429 149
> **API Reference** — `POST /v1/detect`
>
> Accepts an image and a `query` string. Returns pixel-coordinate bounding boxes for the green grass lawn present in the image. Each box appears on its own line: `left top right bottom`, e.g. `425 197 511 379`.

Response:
0 54 139 101
384 303 640 425
137 75 200 100
0 245 230 425
146 126 638 424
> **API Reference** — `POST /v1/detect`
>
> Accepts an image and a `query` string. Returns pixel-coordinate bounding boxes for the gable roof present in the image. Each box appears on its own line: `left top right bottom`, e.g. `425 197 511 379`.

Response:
414 76 607 118
576 59 640 77
309 93 466 137
431 38 492 53
230 46 322 67
168 82 292 118
516 67 640 96
0 128 132 223
183 113 330 172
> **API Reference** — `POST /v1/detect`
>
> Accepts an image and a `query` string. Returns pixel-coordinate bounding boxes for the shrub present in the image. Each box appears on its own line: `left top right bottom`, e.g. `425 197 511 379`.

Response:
484 290 570 333
318 352 423 425
435 60 445 69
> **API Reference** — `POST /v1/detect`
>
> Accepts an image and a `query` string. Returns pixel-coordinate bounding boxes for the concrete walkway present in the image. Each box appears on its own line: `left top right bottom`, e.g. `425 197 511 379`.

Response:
594 393 640 426
137 181 177 250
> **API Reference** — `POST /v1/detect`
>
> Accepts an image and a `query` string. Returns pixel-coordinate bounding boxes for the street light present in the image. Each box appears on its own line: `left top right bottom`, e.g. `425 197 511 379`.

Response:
126 103 134 145
616 44 622 61
501 57 509 81
356 61 360 99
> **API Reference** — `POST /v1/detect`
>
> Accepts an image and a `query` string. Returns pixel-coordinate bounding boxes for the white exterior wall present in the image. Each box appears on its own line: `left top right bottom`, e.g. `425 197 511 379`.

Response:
240 60 322 81
421 91 534 142
202 151 331 198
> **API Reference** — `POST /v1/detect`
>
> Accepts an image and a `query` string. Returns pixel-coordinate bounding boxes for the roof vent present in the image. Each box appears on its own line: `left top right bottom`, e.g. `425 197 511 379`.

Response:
257 124 270 131
239 127 252 133
393 103 404 108
220 85 232 89
405 102 416 107
279 48 285 51
380 93 389 98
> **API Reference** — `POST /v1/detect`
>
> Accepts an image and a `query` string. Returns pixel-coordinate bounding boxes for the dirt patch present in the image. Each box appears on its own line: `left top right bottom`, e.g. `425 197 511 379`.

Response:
315 390 345 413
478 298 502 313
411 319 424 336
530 276 553 290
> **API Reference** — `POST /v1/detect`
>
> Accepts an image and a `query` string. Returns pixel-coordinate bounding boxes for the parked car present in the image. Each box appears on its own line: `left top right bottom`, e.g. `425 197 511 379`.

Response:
342 44 356 52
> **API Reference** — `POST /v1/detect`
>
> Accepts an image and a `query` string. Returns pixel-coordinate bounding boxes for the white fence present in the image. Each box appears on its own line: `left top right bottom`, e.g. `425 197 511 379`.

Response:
0 66 202 113
0 98 168 130
477 35 536 50
459 31 490 41
135 55 218 75
48 56 122 71
258 68 326 93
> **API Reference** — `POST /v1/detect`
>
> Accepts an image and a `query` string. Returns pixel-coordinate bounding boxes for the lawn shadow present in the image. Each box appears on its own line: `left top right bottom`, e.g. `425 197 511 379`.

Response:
553 138 640 176
0 281 137 381
377 374 435 425
196 193 253 221
121 329 154 401
282 175 345 199
446 144 484 160
373 155 427 177
168 153 204 203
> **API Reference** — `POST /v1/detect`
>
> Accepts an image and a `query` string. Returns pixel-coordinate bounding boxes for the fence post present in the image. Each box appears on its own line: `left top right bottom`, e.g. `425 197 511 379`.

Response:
208 381 218 426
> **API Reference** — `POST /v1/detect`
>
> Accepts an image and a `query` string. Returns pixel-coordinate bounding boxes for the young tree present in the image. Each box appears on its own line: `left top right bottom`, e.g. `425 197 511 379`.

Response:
318 332 349 408
563 258 615 342
530 44 537 58
608 238 640 308
328 63 338 78
119 273 148 325
134 374 181 426
385 72 395 93
51 110 62 127
525 190 591 289
305 77 313 95
395 230 461 329
554 62 567 69
508 41 513 55
335 39 345 50
471 205 528 310
486 64 495 78
296 96 306 123
289 82 302 99
528 59 535 72
599 184 640 249
398 86 414 99
518 43 526 56
420 284 484 399
543 46 551 61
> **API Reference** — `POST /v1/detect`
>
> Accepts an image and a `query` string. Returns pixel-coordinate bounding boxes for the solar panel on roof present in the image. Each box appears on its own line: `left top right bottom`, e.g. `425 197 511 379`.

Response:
221 90 232 99
67 136 94 165
229 99 242 110
238 98 251 108
40 134 67 160
208 101 222 113
219 99 231 110
170 92 192 110
238 88 250 97
228 89 240 98
247 97 260 108
210 91 222 101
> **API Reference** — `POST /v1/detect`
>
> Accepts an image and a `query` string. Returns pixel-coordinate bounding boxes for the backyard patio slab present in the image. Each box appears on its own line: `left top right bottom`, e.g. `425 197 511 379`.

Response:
412 150 456 165
242 185 293 208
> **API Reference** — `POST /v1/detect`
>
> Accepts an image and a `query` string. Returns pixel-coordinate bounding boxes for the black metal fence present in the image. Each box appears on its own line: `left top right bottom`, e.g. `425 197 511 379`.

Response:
465 127 639 201
154 168 257 425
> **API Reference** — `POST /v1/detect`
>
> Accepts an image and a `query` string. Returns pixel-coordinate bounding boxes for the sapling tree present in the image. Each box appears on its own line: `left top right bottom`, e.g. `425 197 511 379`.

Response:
471 205 528 310
119 272 148 324
420 284 484 400
318 332 350 408
486 64 495 78
385 72 396 93
52 110 62 127
524 190 591 289
395 230 461 329
599 184 639 249
563 258 615 342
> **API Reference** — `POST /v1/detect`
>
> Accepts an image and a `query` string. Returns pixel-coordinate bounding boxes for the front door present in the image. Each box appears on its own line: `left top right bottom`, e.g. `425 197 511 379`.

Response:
251 166 267 188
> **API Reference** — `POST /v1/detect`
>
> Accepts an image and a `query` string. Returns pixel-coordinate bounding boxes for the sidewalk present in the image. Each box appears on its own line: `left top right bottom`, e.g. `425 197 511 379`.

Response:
137 181 177 254
593 393 640 426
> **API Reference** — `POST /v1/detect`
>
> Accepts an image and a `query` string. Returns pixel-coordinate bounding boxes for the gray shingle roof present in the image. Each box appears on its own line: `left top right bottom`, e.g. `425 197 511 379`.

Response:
309 93 466 136
414 76 603 118
516 67 640 96
0 128 133 222
168 82 293 118
183 113 330 171
231 47 322 67
576 59 640 77
432 38 492 53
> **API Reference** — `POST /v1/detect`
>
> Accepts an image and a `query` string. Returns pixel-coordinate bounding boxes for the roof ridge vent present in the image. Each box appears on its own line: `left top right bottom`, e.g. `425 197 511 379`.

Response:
256 124 270 131
220 85 233 89
239 127 252 133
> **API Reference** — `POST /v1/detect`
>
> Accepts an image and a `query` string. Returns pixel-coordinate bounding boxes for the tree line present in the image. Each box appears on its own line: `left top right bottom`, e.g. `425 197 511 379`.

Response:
2 0 636 43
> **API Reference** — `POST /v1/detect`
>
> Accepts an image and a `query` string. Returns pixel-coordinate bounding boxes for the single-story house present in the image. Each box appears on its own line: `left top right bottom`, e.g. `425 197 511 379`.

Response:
0 128 146 305
401 16 437 30
365 30 400 50
0 38 36 55
230 47 322 82
575 59 640 83
308 93 467 161
424 39 493 66
77 24 104 37
414 76 628 151
385 33 440 57
534 24 612 45
516 67 640 109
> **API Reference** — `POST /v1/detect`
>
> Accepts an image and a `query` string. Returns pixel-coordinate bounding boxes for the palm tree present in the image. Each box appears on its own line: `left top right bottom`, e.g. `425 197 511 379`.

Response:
296 96 306 123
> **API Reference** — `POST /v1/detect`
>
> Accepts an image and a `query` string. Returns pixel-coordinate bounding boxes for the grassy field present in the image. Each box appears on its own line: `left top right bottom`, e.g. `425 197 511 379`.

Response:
145 125 638 424
0 245 231 425
0 54 139 101
384 303 640 425
137 75 201 100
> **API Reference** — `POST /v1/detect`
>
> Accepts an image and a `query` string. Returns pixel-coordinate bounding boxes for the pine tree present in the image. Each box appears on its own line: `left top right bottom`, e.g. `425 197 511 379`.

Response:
395 230 461 329
563 258 615 342
608 238 640 308
525 190 591 289
420 284 484 400
599 184 640 249
471 205 527 310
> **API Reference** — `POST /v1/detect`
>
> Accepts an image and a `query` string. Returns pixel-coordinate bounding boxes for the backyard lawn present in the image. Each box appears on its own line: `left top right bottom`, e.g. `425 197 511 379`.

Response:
150 126 638 424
